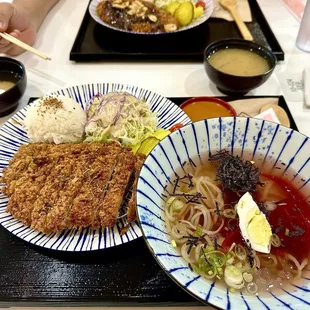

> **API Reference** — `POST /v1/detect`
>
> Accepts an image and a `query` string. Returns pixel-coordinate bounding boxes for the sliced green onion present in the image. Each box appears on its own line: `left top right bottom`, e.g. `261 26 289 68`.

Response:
229 288 236 294
192 264 201 275
205 251 227 267
243 272 253 283
166 196 176 209
226 257 235 265
223 208 237 219
271 233 281 247
171 198 185 211
234 245 247 261
193 225 203 237
198 255 216 277
205 246 215 252
224 265 245 289
171 240 177 248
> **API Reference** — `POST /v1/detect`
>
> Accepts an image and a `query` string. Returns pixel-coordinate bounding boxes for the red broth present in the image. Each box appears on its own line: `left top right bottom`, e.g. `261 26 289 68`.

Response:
264 174 310 262
221 174 310 263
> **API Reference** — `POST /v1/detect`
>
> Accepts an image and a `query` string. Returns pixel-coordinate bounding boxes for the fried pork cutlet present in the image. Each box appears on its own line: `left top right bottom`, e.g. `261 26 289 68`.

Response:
45 153 96 232
3 143 101 227
99 148 135 227
1 142 140 233
127 153 146 223
69 142 121 229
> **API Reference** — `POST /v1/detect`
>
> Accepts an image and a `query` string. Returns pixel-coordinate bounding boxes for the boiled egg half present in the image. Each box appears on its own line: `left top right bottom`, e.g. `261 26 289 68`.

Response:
236 192 272 253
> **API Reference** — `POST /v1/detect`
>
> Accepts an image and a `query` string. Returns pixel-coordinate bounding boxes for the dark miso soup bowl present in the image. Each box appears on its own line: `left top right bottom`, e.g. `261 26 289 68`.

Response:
0 57 27 116
204 39 277 95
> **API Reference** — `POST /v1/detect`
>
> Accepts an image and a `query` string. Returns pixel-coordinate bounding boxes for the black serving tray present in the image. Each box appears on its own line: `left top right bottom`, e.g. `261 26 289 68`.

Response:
70 0 284 62
0 95 296 307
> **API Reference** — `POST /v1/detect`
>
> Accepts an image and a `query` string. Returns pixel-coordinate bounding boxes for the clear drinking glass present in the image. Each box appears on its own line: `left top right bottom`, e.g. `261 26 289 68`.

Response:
296 0 310 52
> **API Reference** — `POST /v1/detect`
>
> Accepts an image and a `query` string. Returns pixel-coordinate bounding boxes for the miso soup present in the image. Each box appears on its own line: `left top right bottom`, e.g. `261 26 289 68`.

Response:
208 48 270 77
0 72 19 95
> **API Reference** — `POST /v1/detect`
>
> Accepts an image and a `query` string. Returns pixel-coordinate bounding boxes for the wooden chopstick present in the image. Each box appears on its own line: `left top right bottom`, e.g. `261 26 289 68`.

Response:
0 32 51 60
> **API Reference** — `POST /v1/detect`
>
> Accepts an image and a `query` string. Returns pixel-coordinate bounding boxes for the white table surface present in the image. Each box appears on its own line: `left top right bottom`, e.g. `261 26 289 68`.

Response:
0 0 309 309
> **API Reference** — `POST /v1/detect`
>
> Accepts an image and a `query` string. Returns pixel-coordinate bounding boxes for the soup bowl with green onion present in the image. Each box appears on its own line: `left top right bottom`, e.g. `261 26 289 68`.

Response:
204 39 277 96
137 117 310 309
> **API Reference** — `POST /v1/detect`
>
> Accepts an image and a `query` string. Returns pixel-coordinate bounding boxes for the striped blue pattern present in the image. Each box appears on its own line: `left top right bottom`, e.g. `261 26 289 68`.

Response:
88 0 214 35
0 83 191 251
137 117 310 309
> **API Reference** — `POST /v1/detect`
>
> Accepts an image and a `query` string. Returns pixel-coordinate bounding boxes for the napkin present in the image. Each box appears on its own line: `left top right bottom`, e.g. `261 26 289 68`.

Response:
228 98 279 117
255 108 281 124
211 0 253 22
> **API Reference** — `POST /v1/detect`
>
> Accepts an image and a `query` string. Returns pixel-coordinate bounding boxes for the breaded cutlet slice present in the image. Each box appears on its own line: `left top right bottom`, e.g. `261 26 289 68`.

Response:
1 144 54 189
90 142 122 228
4 149 65 224
1 143 87 189
6 143 98 230
7 143 53 165
29 143 105 232
99 148 136 227
69 142 121 228
2 143 90 201
44 153 97 232
31 156 76 233
127 153 146 223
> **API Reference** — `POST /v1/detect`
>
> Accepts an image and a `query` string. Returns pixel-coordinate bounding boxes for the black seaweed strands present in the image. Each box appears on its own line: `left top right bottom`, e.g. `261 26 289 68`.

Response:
169 174 206 203
209 150 263 193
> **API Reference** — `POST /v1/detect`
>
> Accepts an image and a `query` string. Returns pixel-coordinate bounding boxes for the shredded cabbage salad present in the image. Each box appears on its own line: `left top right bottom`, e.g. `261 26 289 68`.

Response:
85 92 158 147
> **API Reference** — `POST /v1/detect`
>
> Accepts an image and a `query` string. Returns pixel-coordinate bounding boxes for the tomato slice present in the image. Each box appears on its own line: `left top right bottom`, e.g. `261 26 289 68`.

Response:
169 123 184 132
196 1 206 9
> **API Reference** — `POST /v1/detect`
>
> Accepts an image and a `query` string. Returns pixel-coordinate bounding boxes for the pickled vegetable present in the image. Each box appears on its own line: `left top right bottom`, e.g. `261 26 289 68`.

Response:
166 2 181 15
174 2 194 26
194 6 204 19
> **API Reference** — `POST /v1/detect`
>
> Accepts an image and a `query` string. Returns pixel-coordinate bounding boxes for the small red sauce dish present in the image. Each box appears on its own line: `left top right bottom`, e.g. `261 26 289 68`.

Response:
180 97 237 122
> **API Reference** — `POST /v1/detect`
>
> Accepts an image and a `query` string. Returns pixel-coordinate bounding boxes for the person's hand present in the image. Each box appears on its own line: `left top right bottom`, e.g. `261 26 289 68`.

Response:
0 2 37 56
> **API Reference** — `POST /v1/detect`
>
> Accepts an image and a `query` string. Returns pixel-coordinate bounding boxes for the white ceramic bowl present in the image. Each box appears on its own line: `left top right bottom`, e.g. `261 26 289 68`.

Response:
137 117 310 309
89 0 214 35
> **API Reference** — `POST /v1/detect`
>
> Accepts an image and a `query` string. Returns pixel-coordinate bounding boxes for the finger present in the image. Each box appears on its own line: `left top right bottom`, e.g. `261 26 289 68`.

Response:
0 37 10 47
0 43 14 55
0 3 14 32
10 29 21 38
0 29 20 48
5 29 28 56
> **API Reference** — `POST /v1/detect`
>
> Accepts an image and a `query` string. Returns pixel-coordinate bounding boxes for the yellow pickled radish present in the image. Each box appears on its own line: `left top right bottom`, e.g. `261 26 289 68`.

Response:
132 129 170 155
167 2 181 15
174 2 194 26
194 6 204 19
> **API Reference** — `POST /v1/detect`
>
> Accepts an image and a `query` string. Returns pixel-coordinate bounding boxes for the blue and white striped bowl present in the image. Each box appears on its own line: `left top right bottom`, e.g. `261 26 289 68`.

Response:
0 83 190 251
137 117 310 309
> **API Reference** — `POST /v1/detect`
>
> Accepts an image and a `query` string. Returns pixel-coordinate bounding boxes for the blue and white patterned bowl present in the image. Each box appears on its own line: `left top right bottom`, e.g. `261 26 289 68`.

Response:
137 117 310 309
0 83 190 251
89 0 214 35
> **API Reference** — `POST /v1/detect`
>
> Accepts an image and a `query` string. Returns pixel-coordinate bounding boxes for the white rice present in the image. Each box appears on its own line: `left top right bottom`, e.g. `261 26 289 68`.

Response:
24 95 86 144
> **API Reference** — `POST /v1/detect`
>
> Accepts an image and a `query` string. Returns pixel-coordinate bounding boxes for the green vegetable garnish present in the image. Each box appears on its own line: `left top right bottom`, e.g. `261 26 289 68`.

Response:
193 225 203 237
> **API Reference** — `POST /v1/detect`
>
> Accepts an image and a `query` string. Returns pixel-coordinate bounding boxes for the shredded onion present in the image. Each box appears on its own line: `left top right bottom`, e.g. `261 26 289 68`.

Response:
271 234 281 247
223 208 237 219
243 272 253 283
235 245 247 261
265 201 277 211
